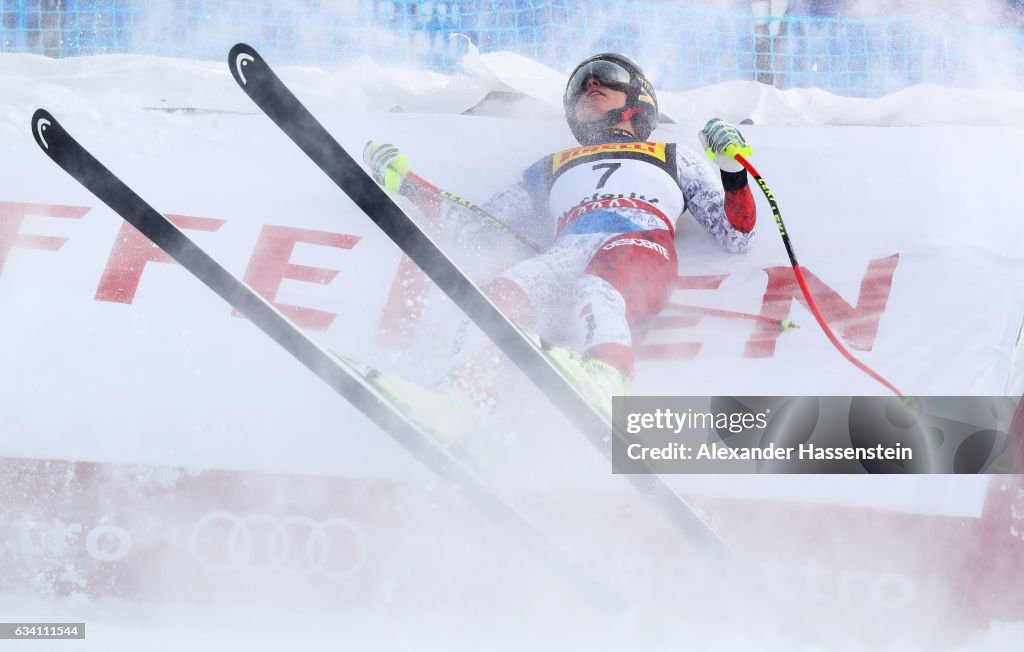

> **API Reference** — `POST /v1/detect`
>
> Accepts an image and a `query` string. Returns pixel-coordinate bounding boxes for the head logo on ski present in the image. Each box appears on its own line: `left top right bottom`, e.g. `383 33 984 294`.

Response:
233 50 255 86
31 109 59 153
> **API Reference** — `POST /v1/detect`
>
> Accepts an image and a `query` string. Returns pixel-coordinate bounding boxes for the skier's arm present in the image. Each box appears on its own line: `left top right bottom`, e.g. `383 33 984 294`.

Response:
678 119 757 253
475 159 552 252
363 141 550 251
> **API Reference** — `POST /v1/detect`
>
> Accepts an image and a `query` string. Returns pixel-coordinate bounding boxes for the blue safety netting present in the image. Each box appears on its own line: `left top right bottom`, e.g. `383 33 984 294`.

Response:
2 0 1022 97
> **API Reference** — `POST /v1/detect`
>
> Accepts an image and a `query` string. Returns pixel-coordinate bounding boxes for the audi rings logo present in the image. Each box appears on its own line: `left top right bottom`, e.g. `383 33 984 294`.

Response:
190 512 367 580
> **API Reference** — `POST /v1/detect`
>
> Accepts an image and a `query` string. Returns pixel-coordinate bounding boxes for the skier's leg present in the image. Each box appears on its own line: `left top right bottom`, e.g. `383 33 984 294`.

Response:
443 233 610 393
573 274 633 377
551 230 677 407
580 229 677 355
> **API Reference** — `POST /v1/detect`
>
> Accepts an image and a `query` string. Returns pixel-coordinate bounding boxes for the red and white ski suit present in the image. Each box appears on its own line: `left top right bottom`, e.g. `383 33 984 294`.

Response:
405 132 756 379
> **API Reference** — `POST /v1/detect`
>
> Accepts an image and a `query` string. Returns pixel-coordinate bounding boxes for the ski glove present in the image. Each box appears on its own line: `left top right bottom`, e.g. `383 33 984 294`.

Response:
363 141 410 194
698 118 752 174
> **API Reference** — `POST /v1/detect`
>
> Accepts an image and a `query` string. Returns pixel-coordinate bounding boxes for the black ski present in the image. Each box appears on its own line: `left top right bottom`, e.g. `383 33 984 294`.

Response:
226 43 736 566
29 108 621 609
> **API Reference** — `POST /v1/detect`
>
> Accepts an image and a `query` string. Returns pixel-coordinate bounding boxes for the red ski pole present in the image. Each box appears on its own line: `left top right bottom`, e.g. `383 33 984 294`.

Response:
734 153 903 397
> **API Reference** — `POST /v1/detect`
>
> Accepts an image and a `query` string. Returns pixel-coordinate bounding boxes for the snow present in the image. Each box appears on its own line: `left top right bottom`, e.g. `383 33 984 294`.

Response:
2 593 1022 652
1 43 1023 651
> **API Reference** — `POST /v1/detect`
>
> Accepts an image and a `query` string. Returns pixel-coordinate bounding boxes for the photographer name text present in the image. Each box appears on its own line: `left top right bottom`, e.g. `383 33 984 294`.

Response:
625 442 914 462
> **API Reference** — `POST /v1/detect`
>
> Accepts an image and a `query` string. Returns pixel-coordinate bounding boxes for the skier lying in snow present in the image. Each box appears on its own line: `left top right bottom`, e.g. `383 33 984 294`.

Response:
363 52 757 437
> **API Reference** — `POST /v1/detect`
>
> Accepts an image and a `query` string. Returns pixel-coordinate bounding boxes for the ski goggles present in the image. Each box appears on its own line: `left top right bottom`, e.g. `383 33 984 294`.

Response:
566 60 632 99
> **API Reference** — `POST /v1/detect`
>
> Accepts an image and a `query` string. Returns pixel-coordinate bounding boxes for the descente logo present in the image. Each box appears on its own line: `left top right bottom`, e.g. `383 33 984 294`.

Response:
602 237 670 260
551 142 667 174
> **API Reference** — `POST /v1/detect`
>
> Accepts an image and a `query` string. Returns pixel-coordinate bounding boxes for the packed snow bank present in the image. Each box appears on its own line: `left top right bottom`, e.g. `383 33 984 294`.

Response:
4 46 1024 131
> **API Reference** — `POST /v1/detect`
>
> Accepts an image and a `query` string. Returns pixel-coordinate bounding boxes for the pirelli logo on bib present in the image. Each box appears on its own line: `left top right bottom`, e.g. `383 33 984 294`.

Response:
551 142 667 174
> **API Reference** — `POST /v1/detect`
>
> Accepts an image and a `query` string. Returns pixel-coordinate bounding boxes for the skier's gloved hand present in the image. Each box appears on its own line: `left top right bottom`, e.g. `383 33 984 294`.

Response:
363 141 410 194
698 118 751 174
